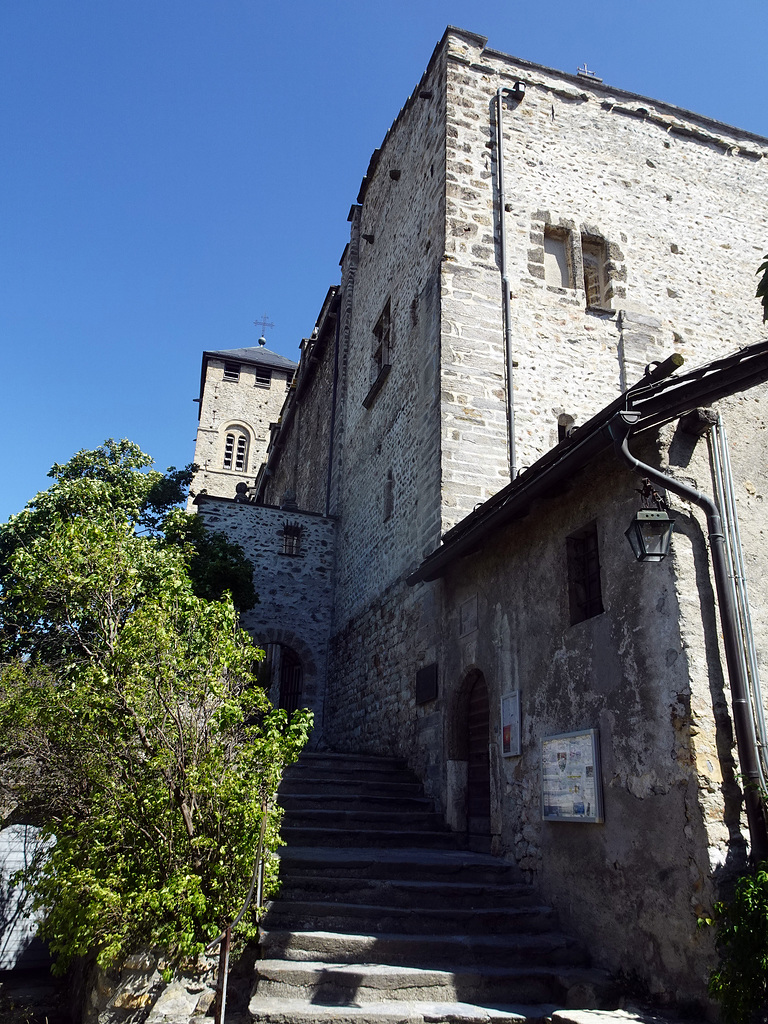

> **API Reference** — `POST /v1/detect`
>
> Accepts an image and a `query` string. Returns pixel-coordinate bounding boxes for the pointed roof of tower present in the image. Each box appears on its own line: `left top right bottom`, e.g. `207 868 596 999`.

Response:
203 344 297 372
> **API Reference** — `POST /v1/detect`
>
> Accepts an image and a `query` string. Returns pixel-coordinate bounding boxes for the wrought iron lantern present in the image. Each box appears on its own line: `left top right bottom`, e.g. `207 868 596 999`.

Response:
625 478 675 562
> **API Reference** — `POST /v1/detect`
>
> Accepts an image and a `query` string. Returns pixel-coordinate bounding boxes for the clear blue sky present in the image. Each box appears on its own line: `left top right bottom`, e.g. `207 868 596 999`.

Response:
2 0 766 521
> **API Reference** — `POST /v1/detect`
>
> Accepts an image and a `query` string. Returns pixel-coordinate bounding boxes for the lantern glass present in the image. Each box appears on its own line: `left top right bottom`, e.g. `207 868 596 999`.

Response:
625 509 674 562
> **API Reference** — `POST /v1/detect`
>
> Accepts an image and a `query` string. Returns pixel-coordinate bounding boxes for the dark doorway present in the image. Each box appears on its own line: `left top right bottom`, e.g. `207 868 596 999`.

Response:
467 672 491 848
279 647 303 713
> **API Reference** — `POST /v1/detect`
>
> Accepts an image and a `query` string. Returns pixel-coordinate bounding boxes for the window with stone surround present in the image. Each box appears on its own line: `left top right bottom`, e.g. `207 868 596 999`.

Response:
566 523 604 624
223 362 240 382
364 300 392 408
543 228 571 288
255 366 272 388
582 237 609 310
222 427 250 472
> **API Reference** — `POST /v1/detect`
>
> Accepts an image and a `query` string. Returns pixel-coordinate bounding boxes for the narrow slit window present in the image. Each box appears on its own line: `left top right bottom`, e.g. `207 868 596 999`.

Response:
567 523 604 624
372 301 392 381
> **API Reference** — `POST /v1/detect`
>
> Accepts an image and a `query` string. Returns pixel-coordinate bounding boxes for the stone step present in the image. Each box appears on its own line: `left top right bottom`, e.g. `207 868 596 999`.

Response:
253 960 615 1009
283 808 449 831
281 765 419 785
292 753 409 770
278 778 425 798
263 900 555 936
280 793 434 812
277 846 524 884
260 929 590 970
279 827 465 850
277 875 540 909
248 996 555 1023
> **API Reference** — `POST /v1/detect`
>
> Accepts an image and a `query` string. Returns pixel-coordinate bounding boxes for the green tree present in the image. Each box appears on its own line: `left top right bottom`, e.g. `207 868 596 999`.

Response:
0 442 311 972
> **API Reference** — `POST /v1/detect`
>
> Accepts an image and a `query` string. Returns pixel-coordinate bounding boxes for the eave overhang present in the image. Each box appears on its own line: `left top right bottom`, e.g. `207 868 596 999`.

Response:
407 338 768 585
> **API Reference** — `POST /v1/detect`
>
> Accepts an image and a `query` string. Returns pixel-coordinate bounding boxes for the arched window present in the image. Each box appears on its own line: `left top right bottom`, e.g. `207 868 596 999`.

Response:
222 427 250 472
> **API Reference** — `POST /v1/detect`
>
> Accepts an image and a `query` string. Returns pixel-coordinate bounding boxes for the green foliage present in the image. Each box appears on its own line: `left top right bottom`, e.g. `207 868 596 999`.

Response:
757 254 768 323
0 441 311 972
707 862 768 1024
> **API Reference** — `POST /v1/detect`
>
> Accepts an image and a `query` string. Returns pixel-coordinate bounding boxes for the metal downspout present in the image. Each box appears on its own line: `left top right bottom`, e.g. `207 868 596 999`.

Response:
496 86 517 480
609 410 768 864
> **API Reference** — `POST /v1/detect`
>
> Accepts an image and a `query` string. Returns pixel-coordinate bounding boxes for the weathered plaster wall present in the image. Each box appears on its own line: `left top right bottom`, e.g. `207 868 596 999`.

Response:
433 441 729 1006
195 496 335 737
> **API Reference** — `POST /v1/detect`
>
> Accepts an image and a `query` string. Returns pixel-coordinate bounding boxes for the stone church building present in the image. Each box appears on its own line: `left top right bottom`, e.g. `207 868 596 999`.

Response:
188 28 768 1005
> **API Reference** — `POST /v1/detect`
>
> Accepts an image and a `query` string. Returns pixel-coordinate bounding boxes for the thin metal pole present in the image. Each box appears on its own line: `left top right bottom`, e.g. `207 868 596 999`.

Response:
496 86 516 481
214 925 231 1024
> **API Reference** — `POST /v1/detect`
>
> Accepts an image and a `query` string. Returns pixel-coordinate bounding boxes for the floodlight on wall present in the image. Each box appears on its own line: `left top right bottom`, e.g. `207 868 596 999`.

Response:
625 478 674 562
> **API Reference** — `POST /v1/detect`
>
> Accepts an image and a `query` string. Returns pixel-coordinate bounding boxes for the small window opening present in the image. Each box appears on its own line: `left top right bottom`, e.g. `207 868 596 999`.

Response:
582 238 608 309
544 229 570 288
567 523 604 624
285 374 293 392
383 468 394 521
255 367 272 388
558 414 576 443
223 362 240 382
223 428 249 472
282 521 302 556
372 301 392 381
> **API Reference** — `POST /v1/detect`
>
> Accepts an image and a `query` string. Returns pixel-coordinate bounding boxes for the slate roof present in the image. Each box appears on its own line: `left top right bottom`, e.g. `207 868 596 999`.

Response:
204 345 298 372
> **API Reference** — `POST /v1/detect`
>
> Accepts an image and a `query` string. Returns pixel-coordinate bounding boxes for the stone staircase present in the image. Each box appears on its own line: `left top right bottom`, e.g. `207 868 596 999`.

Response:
249 752 618 1023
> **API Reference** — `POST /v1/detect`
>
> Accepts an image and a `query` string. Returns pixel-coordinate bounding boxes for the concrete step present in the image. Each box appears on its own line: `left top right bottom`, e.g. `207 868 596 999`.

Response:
279 827 466 850
277 876 540 910
253 960 615 1009
277 846 524 884
248 996 556 1022
260 929 590 970
263 900 556 936
283 809 450 831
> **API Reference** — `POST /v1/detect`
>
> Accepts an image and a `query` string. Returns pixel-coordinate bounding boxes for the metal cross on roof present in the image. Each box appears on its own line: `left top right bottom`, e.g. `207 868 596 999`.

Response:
253 313 275 335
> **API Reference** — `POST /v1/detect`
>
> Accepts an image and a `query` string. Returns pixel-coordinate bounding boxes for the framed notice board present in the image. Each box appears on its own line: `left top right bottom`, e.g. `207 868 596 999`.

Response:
541 728 603 823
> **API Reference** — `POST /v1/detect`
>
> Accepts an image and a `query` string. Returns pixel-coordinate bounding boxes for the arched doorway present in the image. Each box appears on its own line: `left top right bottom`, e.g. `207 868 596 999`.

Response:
261 643 304 713
467 672 491 847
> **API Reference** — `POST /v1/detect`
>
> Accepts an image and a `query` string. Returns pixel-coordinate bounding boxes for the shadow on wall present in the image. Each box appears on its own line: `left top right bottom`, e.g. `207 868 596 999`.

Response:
0 825 51 971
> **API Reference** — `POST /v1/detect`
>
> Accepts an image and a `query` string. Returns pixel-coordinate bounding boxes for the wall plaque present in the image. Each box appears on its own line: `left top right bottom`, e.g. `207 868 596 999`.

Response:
541 728 603 823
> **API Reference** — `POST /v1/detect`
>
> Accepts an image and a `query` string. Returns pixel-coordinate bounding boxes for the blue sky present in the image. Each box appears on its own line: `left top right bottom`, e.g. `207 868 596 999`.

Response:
2 0 766 521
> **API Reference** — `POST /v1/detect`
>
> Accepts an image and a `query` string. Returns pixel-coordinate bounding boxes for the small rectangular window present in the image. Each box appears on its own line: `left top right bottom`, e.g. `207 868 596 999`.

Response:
544 229 570 288
582 238 608 309
372 301 392 380
255 367 272 388
282 522 302 556
285 374 293 392
223 362 240 382
567 523 604 624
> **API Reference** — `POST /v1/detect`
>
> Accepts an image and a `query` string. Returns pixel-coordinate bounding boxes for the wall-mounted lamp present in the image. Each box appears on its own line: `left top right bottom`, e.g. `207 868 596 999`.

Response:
511 81 526 101
625 478 674 562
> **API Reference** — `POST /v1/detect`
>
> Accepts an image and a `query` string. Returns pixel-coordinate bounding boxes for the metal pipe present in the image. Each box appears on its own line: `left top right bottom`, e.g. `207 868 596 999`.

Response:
496 85 519 481
610 411 768 863
711 417 768 788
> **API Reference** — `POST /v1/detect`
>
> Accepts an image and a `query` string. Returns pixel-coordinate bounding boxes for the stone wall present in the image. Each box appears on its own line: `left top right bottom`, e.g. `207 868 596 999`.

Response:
260 294 339 515
191 355 294 504
437 29 768 527
195 496 335 739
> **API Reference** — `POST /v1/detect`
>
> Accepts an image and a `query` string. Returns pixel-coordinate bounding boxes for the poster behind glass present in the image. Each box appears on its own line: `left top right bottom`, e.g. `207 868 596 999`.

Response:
541 728 603 823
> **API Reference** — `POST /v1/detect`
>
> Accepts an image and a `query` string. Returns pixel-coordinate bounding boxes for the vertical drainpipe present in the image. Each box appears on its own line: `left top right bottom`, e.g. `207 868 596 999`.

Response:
496 83 524 481
609 410 768 865
324 293 342 517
